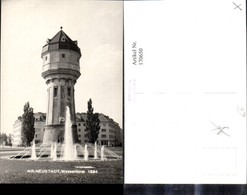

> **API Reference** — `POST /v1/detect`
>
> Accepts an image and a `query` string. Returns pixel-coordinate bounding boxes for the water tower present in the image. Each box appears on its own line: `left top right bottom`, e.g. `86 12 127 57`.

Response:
41 27 81 144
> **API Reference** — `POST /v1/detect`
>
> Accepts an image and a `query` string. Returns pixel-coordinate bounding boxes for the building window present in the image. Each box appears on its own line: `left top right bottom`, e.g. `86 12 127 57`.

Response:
78 123 81 126
78 129 81 132
45 56 48 60
83 123 85 126
67 87 71 97
101 134 106 138
54 87 58 98
101 129 106 132
61 36 66 42
35 134 38 138
62 54 65 58
78 134 81 138
109 129 115 134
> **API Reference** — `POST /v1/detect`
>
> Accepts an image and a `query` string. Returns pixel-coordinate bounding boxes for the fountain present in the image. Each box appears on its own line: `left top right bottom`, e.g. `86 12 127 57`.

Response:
101 145 105 161
84 144 88 161
63 106 75 161
94 142 98 159
74 144 78 160
10 142 121 161
50 142 57 161
31 141 37 160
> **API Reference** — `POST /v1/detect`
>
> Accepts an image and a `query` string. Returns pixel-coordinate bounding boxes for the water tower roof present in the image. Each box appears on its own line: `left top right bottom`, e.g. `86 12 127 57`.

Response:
42 28 81 55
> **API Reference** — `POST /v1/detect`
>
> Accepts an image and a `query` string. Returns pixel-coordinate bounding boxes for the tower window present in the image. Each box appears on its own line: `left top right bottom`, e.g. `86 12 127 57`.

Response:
61 36 66 42
68 87 71 97
54 87 58 98
62 54 65 58
45 56 48 61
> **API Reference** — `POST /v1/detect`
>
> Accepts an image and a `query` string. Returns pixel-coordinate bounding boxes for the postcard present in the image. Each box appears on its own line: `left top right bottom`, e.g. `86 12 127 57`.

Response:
1 0 246 190
124 0 246 184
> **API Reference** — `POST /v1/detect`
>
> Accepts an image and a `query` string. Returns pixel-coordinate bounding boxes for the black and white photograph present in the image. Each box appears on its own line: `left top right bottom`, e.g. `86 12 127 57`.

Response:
1 0 123 184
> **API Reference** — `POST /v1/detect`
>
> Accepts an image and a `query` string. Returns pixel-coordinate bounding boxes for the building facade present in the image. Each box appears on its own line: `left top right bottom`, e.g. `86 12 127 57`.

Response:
33 113 46 144
13 112 122 147
13 117 22 146
76 113 123 146
12 113 46 146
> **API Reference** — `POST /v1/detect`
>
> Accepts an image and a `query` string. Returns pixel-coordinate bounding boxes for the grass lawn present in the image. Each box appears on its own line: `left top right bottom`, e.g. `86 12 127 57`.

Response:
0 149 123 184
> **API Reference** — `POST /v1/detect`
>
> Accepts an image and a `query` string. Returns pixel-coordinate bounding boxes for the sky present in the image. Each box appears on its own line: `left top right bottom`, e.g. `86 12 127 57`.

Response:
1 0 123 134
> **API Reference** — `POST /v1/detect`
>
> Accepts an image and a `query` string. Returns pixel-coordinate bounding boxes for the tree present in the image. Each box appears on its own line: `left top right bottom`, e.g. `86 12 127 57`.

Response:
7 134 13 146
21 102 35 147
0 133 8 146
85 99 100 143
